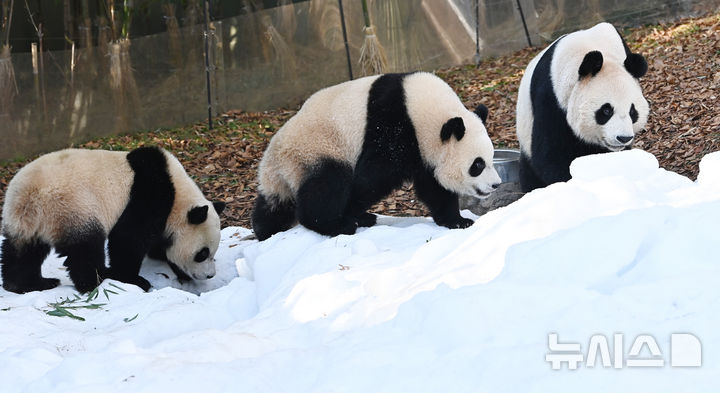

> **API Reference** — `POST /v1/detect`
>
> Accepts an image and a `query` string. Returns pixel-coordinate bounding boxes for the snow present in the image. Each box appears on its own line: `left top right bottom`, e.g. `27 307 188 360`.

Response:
1 149 719 392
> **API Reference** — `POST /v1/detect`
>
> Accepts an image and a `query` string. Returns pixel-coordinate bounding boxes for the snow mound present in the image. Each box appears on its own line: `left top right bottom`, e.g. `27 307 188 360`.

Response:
1 150 719 392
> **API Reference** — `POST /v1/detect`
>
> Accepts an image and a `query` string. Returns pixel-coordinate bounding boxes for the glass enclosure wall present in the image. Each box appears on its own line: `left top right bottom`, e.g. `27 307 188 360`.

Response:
1 0 718 160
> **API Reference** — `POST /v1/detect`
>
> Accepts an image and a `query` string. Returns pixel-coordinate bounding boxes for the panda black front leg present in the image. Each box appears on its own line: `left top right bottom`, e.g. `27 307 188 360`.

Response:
106 227 153 292
519 153 547 192
413 168 474 229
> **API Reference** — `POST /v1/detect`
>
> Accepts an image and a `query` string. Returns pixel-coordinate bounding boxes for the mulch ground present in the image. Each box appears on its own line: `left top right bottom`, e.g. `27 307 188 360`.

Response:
1 13 718 229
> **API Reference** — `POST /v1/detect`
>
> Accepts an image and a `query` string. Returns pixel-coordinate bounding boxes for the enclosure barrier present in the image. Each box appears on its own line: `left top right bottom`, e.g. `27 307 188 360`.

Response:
0 0 718 160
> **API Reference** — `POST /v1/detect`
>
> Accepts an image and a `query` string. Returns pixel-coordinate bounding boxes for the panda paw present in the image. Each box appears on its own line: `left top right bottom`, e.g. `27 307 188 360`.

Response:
3 277 61 294
455 217 475 229
132 276 152 292
118 275 151 292
355 212 377 228
337 218 359 236
437 217 475 229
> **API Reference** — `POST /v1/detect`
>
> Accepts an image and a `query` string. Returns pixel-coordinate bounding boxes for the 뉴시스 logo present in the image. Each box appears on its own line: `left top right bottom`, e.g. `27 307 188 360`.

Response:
546 333 702 370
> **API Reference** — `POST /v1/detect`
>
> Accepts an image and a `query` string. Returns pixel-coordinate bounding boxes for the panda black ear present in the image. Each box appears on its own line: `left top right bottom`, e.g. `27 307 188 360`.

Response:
578 51 603 79
188 205 209 225
474 104 489 125
440 117 465 143
213 201 226 215
624 53 647 78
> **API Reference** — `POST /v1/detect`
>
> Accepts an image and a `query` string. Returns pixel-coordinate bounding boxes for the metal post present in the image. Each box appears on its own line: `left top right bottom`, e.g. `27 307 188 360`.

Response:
474 0 480 65
203 0 213 130
338 0 353 80
515 0 532 47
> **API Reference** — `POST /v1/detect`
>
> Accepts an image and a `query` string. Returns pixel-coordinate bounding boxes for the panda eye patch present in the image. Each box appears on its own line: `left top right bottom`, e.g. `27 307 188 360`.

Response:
595 103 614 125
469 157 486 177
629 104 639 123
194 247 210 263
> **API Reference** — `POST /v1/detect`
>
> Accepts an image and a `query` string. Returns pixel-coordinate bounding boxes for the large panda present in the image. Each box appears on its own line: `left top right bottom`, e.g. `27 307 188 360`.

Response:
252 72 501 241
516 22 649 192
0 146 225 293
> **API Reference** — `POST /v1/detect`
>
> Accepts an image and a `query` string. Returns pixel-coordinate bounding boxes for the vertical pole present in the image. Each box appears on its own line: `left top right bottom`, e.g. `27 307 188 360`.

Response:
474 0 480 65
360 0 370 28
515 0 532 47
337 0 353 80
5 0 14 46
203 0 213 130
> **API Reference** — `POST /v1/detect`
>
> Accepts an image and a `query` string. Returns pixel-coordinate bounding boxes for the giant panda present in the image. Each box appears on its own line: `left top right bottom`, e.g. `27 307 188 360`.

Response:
516 22 649 192
0 146 225 294
252 72 501 241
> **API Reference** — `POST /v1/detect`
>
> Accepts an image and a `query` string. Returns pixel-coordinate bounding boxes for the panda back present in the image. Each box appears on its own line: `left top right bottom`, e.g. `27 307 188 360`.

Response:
258 75 379 195
1 149 133 242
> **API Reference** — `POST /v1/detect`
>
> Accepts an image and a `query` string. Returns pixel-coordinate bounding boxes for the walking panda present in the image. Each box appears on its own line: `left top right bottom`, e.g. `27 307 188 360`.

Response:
0 147 225 293
516 22 649 192
252 72 501 240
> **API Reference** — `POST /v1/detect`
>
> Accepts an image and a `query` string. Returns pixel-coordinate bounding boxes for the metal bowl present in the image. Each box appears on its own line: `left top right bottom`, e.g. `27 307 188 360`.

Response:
493 148 520 183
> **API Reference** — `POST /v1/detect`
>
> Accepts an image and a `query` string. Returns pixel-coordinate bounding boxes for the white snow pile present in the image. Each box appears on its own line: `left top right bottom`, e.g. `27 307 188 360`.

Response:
1 149 720 392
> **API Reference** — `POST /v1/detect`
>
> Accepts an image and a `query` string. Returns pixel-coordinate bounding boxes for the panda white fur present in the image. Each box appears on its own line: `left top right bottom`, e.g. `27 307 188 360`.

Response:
516 22 649 192
252 72 501 240
0 146 225 293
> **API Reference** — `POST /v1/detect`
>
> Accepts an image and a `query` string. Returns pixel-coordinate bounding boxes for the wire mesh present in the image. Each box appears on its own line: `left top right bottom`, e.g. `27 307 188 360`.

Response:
0 0 718 160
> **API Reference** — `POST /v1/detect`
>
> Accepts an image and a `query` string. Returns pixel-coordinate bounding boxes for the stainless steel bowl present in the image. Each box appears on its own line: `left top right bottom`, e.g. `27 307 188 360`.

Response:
493 148 520 183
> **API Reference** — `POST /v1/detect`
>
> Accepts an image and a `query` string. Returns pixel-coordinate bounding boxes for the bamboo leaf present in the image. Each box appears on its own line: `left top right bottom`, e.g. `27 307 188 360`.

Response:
108 282 127 292
123 314 139 323
46 307 85 321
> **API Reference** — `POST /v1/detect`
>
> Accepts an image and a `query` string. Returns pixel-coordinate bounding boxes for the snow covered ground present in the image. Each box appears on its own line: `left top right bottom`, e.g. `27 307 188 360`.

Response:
1 149 719 392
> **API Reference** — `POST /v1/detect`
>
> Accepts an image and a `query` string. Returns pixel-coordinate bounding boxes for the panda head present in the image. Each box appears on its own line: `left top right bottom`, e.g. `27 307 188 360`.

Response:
436 104 502 198
566 50 649 151
164 201 225 280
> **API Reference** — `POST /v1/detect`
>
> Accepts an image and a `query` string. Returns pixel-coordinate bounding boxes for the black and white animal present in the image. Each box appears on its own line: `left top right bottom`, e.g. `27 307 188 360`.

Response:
0 147 225 293
516 22 649 192
252 72 501 240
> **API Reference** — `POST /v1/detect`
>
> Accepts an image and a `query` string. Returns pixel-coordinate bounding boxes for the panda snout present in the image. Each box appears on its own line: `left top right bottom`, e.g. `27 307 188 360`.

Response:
491 182 500 189
616 135 633 144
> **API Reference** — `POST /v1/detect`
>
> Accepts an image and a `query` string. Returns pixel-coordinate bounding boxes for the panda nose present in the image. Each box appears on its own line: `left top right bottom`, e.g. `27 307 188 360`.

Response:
616 135 633 144
491 183 500 189
206 274 215 279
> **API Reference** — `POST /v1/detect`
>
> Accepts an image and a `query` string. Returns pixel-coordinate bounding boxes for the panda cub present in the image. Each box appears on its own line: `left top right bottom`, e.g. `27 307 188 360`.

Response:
516 22 649 192
0 147 225 293
253 72 501 240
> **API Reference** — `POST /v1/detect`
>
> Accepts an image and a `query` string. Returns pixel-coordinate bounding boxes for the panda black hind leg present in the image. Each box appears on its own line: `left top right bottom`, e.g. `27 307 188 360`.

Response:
413 167 473 229
252 193 297 241
0 236 58 293
55 224 107 293
296 159 357 237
